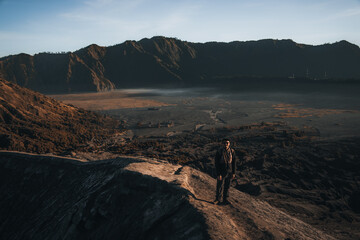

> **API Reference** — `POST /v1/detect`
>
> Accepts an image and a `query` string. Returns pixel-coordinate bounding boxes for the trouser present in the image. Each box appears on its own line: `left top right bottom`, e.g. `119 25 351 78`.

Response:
215 174 231 201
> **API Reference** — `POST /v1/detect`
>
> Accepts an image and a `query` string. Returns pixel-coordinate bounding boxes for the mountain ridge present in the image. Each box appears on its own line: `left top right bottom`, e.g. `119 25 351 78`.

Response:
1 36 360 93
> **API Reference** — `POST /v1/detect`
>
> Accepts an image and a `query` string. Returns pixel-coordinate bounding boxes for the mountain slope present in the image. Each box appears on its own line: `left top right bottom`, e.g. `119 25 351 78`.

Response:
0 151 336 240
1 37 360 93
0 78 121 153
0 51 115 93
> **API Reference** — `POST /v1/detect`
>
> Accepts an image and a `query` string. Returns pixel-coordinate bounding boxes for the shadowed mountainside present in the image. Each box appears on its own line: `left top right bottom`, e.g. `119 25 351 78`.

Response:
1 37 359 93
0 78 123 153
0 151 336 240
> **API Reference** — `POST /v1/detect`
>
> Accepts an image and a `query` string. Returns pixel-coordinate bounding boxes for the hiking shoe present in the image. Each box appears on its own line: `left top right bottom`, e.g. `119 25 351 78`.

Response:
222 199 231 205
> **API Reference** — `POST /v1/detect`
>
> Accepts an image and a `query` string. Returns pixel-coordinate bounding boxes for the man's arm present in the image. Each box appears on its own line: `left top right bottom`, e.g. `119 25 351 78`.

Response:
215 150 221 177
231 149 236 176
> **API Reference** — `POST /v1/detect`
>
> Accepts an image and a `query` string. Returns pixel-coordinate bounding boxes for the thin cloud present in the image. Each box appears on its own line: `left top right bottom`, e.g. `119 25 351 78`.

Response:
83 0 144 11
60 0 144 22
154 5 200 31
338 7 360 17
59 0 200 39
84 0 115 6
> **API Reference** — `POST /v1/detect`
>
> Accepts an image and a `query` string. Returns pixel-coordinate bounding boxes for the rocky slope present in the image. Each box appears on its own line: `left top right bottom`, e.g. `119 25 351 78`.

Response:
0 78 122 153
105 122 360 240
1 37 359 93
0 151 336 240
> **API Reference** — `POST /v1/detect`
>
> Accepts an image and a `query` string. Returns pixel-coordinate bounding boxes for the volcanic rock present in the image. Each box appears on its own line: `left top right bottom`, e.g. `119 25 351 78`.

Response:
0 151 336 240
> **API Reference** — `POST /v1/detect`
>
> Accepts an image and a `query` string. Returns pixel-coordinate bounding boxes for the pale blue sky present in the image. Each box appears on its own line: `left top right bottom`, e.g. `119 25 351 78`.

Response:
1 0 360 57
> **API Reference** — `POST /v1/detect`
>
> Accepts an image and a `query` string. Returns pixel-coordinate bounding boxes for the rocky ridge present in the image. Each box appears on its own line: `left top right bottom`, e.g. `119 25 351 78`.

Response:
103 122 360 240
0 151 336 240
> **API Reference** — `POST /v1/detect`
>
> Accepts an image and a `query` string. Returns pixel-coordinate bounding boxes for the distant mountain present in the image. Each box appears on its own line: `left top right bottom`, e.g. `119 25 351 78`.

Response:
1 37 360 93
0 78 122 153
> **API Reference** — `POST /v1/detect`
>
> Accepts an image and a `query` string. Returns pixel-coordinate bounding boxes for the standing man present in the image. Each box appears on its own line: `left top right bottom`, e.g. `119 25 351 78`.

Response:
214 139 236 205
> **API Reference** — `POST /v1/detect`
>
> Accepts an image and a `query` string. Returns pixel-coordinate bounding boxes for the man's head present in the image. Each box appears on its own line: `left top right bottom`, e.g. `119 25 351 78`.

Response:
222 139 230 149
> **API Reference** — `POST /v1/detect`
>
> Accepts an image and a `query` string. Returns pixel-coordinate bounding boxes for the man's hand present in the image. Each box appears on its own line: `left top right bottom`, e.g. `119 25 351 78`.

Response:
217 175 222 181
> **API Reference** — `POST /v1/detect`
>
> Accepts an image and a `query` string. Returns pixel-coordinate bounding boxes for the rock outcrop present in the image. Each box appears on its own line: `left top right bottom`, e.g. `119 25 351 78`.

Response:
1 37 360 93
108 123 360 240
0 151 336 240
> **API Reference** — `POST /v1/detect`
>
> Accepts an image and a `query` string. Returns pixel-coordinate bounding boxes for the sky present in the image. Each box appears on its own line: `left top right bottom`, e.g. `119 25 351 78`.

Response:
0 0 360 57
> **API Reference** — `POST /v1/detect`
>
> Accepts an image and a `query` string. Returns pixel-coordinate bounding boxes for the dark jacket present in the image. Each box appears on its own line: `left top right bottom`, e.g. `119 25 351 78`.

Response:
215 147 236 177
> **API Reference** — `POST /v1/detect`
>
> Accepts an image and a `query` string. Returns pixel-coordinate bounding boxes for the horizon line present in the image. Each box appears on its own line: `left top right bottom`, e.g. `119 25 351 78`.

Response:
1 36 358 58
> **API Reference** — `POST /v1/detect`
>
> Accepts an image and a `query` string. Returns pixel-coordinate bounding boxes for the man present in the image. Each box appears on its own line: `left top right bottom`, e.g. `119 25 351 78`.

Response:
214 139 236 205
